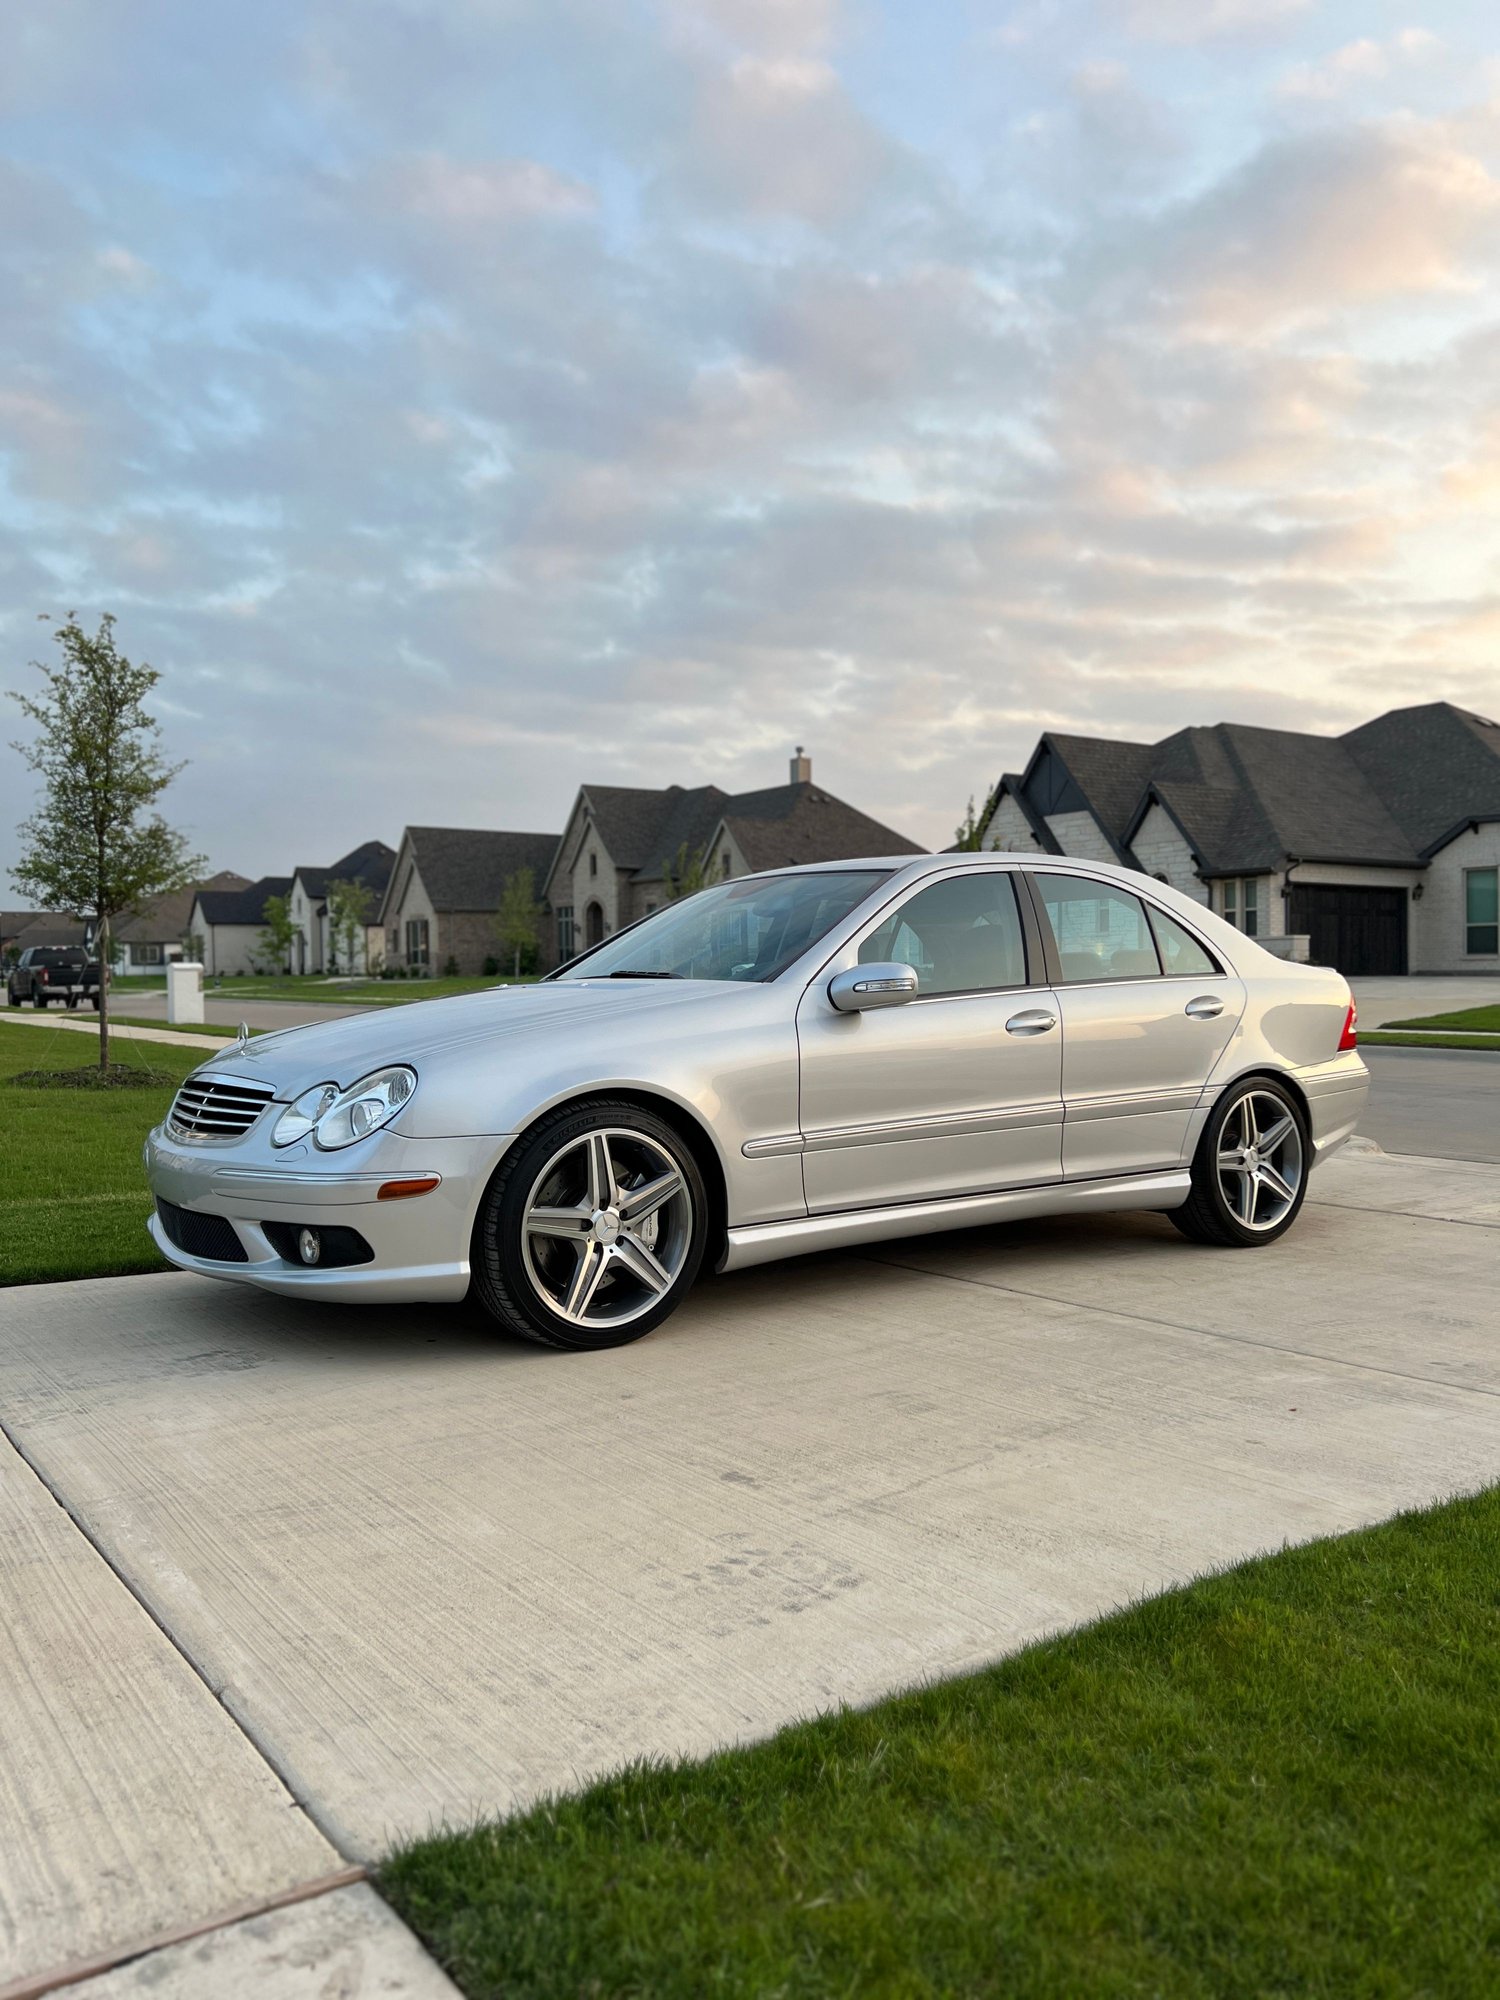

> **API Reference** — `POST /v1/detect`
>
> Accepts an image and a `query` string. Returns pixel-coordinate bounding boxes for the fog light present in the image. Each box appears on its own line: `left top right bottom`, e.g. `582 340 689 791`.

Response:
297 1228 321 1266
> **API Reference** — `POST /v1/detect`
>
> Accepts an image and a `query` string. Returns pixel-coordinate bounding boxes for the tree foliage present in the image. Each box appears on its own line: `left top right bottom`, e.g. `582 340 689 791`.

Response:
258 892 299 973
664 841 710 900
494 866 541 978
326 877 375 974
9 614 202 1067
953 785 1000 852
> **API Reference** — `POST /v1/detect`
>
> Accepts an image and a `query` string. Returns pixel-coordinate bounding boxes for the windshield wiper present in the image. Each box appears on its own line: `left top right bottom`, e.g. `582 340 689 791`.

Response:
605 968 683 979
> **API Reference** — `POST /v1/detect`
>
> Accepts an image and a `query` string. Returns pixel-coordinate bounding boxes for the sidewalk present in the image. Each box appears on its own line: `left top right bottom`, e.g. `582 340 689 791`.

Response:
0 1012 233 1053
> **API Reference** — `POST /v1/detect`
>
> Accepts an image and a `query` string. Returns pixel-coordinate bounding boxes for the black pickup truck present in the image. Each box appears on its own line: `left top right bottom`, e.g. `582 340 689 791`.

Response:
6 946 104 1010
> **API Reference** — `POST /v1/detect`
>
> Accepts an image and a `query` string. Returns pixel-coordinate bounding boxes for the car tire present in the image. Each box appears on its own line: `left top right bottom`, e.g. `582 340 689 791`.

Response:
32 992 48 1009
473 1098 708 1349
1170 1076 1309 1248
65 994 79 1010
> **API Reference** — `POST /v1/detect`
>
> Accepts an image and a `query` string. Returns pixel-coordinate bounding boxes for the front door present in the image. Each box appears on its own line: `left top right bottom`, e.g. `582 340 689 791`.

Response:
1027 871 1245 1179
796 868 1063 1213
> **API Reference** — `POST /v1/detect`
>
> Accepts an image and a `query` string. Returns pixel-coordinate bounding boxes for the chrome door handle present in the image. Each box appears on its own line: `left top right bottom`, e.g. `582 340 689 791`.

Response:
1006 1008 1057 1036
1184 995 1224 1020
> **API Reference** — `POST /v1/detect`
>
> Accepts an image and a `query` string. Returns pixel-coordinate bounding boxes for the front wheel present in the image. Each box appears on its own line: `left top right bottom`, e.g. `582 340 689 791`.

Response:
473 1100 708 1348
1170 1077 1309 1247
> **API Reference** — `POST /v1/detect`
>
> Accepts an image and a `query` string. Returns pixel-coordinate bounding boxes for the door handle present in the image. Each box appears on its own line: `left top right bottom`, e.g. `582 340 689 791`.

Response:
1184 995 1224 1020
1006 1008 1057 1036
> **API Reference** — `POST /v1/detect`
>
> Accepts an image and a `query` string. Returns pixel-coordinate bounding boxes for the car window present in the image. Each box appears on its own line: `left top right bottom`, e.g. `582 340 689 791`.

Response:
858 871 1028 996
1148 907 1220 977
1035 874 1162 983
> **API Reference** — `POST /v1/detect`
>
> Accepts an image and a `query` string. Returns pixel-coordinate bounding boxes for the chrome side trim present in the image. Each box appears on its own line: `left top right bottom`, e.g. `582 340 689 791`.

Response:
1061 1085 1203 1125
721 1169 1190 1272
743 1096 1067 1159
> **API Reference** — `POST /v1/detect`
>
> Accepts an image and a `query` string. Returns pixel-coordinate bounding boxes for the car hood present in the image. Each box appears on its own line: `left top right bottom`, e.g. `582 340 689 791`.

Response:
203 980 744 1100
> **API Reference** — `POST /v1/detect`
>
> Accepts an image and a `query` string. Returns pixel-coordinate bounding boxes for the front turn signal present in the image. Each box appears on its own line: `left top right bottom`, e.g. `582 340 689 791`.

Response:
377 1176 441 1201
1338 1002 1358 1052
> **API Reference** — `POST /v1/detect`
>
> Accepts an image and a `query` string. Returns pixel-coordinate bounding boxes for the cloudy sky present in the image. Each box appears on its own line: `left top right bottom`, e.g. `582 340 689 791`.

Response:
3 0 1499 880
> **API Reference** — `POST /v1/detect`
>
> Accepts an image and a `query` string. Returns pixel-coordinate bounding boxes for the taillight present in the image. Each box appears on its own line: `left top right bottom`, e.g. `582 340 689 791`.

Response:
1338 1001 1357 1052
38 968 48 983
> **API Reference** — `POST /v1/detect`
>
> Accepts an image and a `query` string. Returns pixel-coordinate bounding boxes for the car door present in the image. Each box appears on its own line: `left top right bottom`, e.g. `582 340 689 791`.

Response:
1024 869 1245 1179
795 867 1063 1214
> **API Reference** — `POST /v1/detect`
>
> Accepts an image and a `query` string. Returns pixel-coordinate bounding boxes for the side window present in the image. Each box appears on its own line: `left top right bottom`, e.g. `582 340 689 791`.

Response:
859 872 1028 997
1036 874 1162 982
1148 907 1220 977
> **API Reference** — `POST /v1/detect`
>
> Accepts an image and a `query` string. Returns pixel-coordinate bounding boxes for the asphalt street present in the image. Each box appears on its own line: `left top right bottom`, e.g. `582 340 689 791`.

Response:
1361 1046 1500 1164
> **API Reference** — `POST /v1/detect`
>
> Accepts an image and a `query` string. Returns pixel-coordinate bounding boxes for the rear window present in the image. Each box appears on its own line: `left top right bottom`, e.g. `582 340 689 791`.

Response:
34 948 85 966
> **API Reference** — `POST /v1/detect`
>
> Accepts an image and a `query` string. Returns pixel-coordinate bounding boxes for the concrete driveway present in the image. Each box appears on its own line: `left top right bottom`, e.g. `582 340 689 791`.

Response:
3 1140 1498 1993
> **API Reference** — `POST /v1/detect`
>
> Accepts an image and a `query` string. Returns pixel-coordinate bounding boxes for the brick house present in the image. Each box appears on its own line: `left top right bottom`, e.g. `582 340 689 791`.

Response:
978 702 1500 976
288 840 396 974
543 751 925 962
379 827 561 975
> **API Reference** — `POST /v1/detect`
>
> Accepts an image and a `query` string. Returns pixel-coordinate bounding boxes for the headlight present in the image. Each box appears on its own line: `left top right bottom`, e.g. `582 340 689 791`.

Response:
272 1066 417 1151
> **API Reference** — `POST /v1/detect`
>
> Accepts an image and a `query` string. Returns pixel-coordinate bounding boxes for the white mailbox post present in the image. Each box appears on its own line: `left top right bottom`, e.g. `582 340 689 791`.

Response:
167 960 205 1026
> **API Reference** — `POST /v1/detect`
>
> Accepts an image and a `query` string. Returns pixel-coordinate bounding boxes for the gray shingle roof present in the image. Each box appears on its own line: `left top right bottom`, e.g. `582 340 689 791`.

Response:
116 872 251 944
406 828 560 912
294 841 397 906
713 782 926 873
1342 702 1500 855
196 876 293 927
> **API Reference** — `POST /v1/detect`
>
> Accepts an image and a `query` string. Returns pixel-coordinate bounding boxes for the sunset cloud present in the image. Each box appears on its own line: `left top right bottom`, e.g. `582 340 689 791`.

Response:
1 0 1497 876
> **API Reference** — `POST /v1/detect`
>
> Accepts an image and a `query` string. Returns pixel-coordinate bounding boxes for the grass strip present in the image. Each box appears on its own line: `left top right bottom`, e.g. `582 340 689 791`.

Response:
1381 1005 1500 1033
383 1487 1500 2000
1 1031 201 1283
1361 1031 1500 1052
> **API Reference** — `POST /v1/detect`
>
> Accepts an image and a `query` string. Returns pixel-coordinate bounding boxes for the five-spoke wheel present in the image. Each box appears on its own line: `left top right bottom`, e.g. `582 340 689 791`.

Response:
1172 1076 1309 1247
473 1100 707 1347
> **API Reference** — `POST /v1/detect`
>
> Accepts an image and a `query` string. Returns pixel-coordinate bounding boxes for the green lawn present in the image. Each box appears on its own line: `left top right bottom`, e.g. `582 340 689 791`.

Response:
0 1029 199 1284
205 974 536 1006
1382 1004 1500 1034
384 1488 1500 2000
1362 1031 1500 1052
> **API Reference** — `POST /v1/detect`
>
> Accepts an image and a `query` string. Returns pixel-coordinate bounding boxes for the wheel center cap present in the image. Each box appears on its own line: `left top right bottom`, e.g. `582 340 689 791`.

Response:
1245 1147 1260 1169
592 1208 622 1245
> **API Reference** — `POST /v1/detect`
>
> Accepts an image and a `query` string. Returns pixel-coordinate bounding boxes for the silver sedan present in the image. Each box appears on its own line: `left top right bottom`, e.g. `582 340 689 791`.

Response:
144 854 1369 1348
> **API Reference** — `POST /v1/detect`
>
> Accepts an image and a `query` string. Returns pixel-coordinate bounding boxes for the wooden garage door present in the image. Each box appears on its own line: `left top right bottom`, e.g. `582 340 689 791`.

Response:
1288 884 1408 976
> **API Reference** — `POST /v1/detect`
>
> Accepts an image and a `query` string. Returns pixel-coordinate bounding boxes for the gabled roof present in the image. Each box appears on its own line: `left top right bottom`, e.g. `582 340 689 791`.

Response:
3 909 70 945
293 840 397 906
992 774 1060 853
402 828 559 913
556 776 924 889
1342 702 1500 856
116 872 250 944
712 781 926 873
1038 734 1157 838
194 876 293 927
9 916 87 951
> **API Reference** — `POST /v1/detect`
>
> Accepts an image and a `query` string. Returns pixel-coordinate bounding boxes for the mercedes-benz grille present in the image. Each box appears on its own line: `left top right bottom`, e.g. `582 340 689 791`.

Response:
167 1073 275 1141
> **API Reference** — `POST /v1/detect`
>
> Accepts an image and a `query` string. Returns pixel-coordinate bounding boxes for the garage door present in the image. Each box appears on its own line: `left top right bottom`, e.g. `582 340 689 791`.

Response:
1288 884 1408 975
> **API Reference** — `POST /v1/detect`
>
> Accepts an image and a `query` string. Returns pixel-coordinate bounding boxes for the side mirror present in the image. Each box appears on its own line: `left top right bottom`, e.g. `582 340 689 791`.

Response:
828 961 920 1013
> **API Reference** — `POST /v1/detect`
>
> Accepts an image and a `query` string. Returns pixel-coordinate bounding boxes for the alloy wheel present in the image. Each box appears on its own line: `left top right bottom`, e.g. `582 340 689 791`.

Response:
519 1126 695 1331
1215 1089 1303 1233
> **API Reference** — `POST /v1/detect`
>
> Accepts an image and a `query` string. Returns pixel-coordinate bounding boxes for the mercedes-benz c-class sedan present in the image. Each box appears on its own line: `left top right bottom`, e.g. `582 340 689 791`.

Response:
145 854 1368 1348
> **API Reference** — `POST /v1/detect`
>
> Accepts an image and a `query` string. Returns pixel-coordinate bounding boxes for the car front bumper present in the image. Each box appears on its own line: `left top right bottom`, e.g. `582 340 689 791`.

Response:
144 1125 510 1304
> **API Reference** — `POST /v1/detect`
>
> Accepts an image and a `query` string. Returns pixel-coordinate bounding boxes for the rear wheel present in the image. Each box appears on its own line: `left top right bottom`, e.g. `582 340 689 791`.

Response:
1171 1077 1308 1247
473 1099 707 1348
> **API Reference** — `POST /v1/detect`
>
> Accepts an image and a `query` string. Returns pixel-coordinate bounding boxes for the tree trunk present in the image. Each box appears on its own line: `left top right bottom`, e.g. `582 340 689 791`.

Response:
513 946 520 979
97 912 110 1071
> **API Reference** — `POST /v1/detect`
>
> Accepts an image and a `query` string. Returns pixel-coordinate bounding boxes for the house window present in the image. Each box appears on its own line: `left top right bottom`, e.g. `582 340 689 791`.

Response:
1467 868 1499 956
589 853 598 878
721 851 731 878
404 918 430 968
556 906 576 959
135 943 163 965
1220 877 1261 937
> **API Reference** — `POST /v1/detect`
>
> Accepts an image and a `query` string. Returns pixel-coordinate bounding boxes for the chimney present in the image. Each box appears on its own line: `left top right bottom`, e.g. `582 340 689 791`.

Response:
790 745 811 784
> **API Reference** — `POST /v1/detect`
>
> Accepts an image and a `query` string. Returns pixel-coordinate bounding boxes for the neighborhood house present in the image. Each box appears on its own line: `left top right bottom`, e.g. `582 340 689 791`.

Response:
981 702 1500 976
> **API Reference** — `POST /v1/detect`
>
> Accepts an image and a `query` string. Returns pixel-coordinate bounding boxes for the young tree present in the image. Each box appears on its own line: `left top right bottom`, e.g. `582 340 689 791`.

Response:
953 785 1000 852
664 840 710 900
493 866 541 978
326 877 374 975
10 614 202 1069
258 892 299 974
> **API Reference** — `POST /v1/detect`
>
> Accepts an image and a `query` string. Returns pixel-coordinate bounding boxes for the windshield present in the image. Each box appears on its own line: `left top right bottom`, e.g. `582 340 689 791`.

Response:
555 870 890 984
